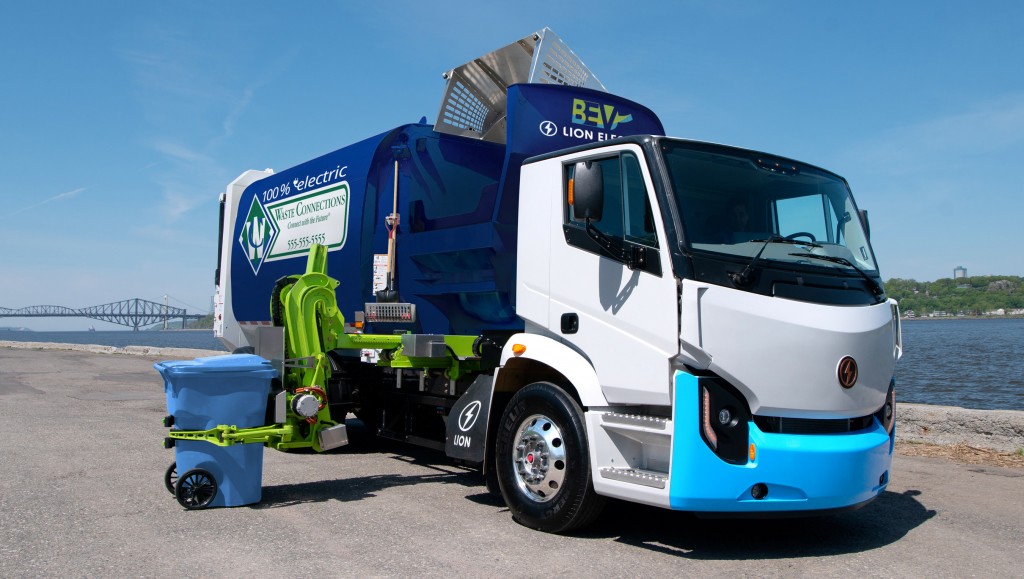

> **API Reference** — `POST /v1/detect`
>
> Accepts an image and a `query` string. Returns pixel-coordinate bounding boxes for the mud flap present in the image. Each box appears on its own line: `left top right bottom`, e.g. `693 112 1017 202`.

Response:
445 375 494 463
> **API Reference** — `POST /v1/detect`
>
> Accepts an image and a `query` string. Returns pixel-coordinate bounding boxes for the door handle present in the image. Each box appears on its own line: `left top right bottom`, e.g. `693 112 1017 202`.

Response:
560 313 579 334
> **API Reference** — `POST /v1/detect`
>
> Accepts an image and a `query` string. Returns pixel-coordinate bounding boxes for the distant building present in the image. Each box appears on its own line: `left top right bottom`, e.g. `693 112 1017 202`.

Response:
954 265 967 279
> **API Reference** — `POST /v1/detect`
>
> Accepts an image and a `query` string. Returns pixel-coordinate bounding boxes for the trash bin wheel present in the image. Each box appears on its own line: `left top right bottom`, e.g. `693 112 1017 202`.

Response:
164 462 178 495
175 468 218 510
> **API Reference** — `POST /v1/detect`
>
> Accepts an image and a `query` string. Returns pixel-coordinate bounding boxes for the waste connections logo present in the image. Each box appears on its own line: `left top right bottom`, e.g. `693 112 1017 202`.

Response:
238 196 278 275
236 181 350 276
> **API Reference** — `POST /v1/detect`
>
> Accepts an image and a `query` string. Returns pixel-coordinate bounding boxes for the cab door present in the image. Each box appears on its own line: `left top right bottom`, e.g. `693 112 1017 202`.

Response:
547 145 679 405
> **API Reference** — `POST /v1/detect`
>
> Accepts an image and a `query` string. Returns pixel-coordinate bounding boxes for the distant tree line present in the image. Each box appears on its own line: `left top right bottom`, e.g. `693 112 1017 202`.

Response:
189 314 214 329
884 276 1024 316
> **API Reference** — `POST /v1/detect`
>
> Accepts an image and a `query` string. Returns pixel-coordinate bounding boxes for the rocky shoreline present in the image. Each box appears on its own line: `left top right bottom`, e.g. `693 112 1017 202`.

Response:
0 340 225 361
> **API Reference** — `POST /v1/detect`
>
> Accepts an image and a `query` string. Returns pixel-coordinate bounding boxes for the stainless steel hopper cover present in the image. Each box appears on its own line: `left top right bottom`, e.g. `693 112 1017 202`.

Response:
434 28 606 144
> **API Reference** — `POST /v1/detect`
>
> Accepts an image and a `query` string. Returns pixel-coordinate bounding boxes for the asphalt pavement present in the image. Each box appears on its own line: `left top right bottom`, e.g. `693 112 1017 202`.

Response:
1 347 1021 577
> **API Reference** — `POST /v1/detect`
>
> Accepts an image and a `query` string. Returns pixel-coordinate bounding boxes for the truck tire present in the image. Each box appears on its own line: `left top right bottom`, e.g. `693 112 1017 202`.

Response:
495 382 605 533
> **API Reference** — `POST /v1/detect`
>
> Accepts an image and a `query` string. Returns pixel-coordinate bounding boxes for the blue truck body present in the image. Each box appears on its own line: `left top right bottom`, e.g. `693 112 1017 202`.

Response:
229 84 664 334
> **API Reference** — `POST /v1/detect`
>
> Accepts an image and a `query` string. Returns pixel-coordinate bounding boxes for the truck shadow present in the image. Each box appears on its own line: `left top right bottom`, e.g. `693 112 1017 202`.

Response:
254 436 483 509
576 489 936 559
254 469 479 509
255 431 934 559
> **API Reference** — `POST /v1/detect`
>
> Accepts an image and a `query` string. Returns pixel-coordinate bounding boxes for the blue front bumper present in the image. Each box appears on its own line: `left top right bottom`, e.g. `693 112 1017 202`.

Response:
669 372 894 512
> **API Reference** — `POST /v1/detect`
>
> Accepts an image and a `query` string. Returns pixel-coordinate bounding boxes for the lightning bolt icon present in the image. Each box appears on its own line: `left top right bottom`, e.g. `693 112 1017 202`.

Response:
460 401 481 431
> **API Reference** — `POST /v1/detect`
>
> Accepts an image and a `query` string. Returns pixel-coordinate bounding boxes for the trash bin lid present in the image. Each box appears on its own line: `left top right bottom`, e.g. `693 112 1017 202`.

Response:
154 353 277 377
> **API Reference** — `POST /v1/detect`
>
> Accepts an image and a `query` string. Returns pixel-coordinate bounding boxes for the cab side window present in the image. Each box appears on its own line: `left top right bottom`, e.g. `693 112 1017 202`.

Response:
622 154 657 247
565 153 657 248
563 152 661 276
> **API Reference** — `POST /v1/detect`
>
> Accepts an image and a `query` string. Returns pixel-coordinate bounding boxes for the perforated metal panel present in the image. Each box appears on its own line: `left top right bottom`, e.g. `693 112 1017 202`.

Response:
435 28 606 144
531 30 603 88
364 302 416 323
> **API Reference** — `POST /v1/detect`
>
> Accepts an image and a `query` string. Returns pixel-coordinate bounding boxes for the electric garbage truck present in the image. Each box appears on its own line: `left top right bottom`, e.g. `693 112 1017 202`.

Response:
205 29 901 532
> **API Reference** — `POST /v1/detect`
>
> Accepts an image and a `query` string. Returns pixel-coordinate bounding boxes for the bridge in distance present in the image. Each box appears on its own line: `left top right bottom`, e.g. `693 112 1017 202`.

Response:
0 299 206 331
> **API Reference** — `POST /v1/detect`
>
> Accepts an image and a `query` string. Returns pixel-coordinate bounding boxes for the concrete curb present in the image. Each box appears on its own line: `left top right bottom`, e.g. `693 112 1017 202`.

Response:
897 403 1024 453
3 341 1023 452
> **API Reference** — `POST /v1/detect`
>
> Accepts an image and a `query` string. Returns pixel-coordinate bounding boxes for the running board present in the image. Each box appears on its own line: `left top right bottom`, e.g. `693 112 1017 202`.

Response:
590 411 672 482
588 410 673 507
601 412 668 430
599 467 667 489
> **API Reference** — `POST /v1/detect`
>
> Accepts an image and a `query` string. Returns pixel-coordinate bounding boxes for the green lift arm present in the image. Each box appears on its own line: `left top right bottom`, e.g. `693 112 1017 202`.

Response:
168 244 490 452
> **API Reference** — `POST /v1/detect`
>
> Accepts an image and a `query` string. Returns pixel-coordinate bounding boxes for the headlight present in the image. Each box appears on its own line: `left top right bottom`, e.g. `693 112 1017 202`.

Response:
699 379 751 464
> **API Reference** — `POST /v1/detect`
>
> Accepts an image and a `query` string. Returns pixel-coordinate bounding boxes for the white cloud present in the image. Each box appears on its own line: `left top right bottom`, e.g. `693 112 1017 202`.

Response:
220 86 254 141
149 175 210 222
128 43 297 226
212 48 297 147
1 187 89 220
149 139 212 164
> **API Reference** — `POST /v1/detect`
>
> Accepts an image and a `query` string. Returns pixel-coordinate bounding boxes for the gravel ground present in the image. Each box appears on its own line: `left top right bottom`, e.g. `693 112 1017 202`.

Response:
2 346 1023 578
896 441 1024 469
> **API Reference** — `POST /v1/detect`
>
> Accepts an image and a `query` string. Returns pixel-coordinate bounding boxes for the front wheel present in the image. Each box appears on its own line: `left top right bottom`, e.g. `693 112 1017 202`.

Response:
495 382 605 533
175 468 217 510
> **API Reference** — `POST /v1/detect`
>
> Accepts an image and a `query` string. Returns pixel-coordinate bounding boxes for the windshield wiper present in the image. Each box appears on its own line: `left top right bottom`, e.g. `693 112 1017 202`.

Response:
749 237 822 248
730 236 821 287
787 252 885 301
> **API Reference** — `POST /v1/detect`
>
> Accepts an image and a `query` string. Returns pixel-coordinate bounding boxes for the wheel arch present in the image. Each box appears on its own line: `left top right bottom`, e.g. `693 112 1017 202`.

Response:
494 333 608 408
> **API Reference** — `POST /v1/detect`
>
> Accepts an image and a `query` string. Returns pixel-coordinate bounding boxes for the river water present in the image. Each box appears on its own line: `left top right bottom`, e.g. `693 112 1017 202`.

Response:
2 319 1022 411
895 318 1023 411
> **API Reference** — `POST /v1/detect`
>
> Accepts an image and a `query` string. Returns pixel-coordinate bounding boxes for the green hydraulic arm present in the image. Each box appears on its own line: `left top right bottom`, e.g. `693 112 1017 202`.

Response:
277 244 489 382
167 244 492 453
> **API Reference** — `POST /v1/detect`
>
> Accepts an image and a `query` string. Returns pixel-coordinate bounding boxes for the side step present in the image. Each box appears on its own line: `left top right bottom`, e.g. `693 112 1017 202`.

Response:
601 412 668 430
599 467 667 489
589 410 673 506
592 411 672 485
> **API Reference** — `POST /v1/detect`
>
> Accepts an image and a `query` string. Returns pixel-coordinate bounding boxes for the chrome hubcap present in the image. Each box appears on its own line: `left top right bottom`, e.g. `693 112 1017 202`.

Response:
512 414 566 502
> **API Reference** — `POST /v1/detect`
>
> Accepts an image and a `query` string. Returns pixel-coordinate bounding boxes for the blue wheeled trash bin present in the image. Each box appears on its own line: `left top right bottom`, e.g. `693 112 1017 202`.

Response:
156 354 277 509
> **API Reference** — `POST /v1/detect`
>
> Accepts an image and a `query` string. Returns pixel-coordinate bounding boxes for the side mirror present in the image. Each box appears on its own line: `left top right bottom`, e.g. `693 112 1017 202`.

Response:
572 161 603 222
858 209 870 240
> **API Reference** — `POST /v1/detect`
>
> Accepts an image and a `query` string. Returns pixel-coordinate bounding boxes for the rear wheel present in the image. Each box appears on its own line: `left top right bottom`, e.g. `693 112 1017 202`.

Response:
164 462 177 495
495 382 605 533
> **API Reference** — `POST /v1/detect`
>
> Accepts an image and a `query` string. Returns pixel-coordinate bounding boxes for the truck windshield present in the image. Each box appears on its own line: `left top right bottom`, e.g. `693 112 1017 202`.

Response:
661 140 878 273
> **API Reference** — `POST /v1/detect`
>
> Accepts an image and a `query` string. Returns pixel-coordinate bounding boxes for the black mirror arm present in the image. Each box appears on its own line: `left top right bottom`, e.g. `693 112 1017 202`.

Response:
584 219 645 270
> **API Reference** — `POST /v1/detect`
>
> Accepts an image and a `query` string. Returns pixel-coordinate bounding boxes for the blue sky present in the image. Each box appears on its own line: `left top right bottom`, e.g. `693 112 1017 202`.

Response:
2 1 1022 330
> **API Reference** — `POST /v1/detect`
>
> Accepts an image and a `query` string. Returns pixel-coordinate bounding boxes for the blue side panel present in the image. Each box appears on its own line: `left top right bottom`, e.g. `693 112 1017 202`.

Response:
385 128 515 335
230 129 394 326
495 84 665 228
504 84 665 160
229 85 667 336
669 371 894 512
